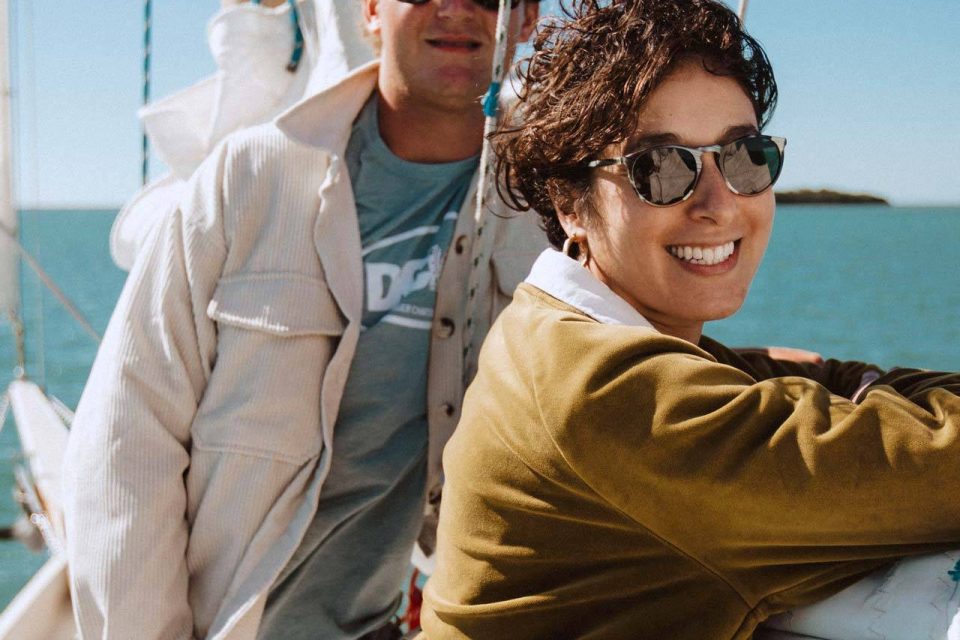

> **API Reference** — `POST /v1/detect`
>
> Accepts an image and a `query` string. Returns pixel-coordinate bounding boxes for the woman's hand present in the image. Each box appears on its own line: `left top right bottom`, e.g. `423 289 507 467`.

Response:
734 346 825 365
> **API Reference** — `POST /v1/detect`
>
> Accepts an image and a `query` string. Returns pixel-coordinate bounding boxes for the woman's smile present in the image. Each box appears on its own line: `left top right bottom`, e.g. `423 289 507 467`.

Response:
666 239 739 271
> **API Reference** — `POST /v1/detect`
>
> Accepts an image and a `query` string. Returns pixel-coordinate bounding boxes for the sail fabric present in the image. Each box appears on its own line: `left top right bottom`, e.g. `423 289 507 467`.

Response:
111 0 374 270
760 551 960 639
0 0 19 320
141 0 372 181
0 190 17 321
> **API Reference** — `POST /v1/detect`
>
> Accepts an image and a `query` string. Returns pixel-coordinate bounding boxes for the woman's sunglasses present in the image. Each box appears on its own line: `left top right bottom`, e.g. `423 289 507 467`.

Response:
397 0 523 11
588 134 787 207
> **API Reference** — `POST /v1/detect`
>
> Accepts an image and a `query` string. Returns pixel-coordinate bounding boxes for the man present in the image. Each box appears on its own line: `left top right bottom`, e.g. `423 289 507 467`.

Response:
62 1 541 638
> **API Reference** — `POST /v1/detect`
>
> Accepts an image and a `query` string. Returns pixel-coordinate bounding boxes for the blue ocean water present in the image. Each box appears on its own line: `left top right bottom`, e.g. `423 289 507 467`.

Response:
0 205 958 610
0 210 126 611
707 205 960 369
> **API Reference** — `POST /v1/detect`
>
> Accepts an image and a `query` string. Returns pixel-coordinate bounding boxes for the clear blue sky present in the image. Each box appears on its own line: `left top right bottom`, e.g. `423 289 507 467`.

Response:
7 0 960 208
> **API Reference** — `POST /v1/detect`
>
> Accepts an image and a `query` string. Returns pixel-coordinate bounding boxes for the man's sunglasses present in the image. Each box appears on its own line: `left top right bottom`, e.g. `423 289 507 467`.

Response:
397 0 524 11
588 134 787 207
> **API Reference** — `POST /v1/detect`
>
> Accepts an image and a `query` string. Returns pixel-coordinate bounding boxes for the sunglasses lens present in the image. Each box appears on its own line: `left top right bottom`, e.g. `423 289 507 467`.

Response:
474 0 522 8
474 0 522 7
721 136 784 196
398 0 520 8
630 147 699 206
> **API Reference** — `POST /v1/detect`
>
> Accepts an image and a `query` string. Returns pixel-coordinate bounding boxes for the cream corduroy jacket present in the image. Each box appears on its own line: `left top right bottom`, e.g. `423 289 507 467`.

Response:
63 62 544 640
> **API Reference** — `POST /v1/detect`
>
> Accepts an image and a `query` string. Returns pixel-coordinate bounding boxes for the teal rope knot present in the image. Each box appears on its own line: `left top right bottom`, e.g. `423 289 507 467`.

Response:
482 82 502 117
250 0 303 72
948 560 960 582
285 0 304 73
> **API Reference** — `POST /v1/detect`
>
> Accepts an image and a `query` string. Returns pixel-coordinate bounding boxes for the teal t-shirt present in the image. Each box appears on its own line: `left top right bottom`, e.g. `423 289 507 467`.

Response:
258 95 476 639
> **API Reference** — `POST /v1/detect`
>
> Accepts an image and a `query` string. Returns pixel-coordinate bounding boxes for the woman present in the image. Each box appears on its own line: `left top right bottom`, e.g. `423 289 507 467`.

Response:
420 1 960 638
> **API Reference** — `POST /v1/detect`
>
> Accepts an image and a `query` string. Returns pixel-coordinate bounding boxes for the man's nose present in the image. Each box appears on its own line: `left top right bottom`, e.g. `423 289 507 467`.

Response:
437 0 479 17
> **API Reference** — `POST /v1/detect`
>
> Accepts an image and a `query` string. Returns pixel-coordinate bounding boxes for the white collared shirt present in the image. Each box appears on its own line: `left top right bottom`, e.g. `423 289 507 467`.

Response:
524 249 658 330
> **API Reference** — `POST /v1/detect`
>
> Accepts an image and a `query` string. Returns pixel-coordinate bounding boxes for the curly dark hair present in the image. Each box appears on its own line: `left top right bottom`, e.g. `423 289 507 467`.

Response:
495 0 778 249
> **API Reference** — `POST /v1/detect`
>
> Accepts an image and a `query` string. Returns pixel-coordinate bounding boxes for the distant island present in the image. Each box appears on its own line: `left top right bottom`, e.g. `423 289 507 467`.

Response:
775 189 889 205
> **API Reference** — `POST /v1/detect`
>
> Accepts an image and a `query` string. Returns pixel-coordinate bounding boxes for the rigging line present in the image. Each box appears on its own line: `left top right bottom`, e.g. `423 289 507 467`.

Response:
34 232 45 385
6 310 25 375
141 0 151 185
462 0 513 365
0 220 101 344
47 394 74 426
9 0 43 377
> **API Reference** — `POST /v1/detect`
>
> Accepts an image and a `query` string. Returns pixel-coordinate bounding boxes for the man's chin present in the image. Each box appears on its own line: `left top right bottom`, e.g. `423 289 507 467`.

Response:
415 77 489 111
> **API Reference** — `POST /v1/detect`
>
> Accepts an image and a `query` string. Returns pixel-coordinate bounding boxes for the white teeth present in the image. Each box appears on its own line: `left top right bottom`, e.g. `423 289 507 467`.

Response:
668 241 736 266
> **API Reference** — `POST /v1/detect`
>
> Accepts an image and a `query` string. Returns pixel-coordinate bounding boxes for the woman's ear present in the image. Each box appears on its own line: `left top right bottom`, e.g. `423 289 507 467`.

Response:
363 0 381 37
550 183 587 240
556 208 582 240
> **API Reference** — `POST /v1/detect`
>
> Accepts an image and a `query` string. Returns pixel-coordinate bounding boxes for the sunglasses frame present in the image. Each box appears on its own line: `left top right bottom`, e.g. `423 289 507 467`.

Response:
396 0 523 10
588 134 787 207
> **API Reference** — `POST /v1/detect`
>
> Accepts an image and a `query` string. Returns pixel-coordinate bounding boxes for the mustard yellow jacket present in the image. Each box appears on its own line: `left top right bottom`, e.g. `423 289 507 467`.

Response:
423 251 960 640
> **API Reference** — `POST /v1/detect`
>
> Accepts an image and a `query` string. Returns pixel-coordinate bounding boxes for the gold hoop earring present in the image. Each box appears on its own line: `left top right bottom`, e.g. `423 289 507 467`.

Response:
562 233 590 266
577 240 590 267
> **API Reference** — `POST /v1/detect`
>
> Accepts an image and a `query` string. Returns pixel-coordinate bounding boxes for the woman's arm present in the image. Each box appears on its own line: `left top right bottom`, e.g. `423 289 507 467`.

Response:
703 335 884 400
542 322 960 609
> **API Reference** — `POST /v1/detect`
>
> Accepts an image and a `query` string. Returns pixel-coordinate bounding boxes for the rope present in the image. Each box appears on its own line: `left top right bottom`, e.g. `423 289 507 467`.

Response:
250 0 304 72
0 220 101 344
141 0 151 185
14 465 63 555
401 568 423 632
48 394 75 426
285 0 304 72
462 0 514 364
33 250 45 386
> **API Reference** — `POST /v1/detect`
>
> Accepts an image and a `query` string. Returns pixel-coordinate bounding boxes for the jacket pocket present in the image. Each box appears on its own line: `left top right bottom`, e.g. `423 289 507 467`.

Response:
195 272 344 461
207 272 344 337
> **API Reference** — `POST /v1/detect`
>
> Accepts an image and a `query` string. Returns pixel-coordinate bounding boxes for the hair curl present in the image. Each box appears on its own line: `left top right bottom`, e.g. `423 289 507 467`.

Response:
494 0 778 249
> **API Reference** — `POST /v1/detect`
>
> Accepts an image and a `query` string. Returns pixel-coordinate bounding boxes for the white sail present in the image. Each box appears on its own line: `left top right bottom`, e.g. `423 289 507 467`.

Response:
0 0 19 323
111 0 374 270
